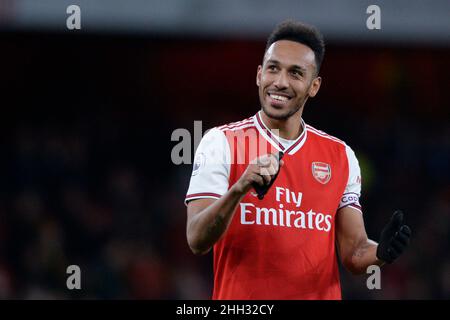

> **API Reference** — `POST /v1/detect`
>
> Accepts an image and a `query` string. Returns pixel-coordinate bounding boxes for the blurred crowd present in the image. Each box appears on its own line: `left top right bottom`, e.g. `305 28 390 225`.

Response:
0 33 448 299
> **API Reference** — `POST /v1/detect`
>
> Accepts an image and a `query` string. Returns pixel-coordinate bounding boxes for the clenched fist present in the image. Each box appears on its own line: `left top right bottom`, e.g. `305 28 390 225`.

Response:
233 152 284 198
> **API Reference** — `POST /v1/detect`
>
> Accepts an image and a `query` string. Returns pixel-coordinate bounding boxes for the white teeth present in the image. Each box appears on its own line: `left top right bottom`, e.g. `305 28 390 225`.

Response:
269 94 289 101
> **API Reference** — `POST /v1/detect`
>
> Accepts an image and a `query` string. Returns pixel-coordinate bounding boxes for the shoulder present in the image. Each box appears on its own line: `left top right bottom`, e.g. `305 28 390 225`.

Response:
216 115 256 132
201 126 226 142
197 115 256 153
305 124 347 147
305 123 358 159
197 127 228 154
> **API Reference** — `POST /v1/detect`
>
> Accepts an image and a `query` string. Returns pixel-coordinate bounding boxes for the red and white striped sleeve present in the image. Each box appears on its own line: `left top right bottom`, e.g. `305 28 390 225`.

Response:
185 128 231 205
338 145 362 213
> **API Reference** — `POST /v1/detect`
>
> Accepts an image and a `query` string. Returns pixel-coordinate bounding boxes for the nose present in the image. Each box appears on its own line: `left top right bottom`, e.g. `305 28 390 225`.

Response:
273 70 289 90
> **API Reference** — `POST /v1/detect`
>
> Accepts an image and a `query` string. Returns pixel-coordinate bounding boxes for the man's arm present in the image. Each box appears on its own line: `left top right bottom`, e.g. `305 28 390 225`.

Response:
335 206 383 275
186 154 282 255
186 186 245 255
336 207 412 275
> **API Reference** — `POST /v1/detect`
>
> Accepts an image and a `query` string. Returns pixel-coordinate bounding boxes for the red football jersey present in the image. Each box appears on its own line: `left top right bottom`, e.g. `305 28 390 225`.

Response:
186 112 362 300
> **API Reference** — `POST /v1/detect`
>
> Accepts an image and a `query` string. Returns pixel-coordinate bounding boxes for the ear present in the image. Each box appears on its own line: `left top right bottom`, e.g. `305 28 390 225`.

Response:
308 76 322 98
256 65 262 87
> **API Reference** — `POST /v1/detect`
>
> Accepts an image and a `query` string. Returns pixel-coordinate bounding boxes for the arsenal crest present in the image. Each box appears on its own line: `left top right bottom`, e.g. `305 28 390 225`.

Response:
312 162 331 184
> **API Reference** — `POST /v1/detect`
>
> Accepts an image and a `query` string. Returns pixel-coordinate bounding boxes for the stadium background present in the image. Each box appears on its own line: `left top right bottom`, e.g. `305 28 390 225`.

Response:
0 0 449 299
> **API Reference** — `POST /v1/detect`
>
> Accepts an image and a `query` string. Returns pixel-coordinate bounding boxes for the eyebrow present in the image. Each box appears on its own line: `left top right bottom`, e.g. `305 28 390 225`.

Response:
266 59 307 73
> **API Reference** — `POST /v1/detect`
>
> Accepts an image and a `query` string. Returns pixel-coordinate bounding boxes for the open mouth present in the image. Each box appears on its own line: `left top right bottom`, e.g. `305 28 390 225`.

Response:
267 92 292 106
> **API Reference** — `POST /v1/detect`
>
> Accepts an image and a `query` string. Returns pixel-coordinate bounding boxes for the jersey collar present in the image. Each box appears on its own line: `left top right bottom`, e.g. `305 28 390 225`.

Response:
253 111 308 155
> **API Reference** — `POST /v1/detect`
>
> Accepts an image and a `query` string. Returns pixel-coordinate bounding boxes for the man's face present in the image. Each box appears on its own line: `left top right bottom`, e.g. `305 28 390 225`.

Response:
257 40 321 120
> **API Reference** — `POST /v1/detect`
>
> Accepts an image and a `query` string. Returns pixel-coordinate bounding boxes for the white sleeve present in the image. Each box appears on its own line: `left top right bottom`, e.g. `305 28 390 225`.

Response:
338 145 362 213
185 128 231 205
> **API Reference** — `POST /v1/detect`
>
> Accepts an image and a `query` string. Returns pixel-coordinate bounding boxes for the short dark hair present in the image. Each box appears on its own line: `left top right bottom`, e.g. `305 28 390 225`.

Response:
265 20 325 74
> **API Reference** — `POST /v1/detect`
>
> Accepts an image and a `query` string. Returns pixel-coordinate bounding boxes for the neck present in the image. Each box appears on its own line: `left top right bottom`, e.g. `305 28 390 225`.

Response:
260 109 304 140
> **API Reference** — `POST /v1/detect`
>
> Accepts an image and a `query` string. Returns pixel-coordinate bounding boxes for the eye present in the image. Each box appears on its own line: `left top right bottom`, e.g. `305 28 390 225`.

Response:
267 65 278 72
291 70 303 77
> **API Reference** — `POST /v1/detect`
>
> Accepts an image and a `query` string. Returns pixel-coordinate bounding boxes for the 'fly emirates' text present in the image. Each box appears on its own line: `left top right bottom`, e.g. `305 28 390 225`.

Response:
240 187 332 232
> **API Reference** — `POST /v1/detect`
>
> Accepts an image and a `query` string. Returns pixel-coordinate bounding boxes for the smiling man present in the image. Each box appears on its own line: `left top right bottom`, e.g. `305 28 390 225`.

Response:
185 20 411 299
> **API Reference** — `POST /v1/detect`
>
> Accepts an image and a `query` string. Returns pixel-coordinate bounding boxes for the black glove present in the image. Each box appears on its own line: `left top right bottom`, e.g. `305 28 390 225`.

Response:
376 210 412 263
253 151 284 200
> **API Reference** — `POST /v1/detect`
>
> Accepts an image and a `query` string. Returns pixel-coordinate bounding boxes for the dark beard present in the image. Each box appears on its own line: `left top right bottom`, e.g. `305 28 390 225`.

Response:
261 103 302 121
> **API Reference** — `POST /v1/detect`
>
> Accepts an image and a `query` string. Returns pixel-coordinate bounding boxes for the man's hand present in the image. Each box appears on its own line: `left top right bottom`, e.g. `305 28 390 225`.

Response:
376 210 412 263
187 152 284 255
232 152 284 197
